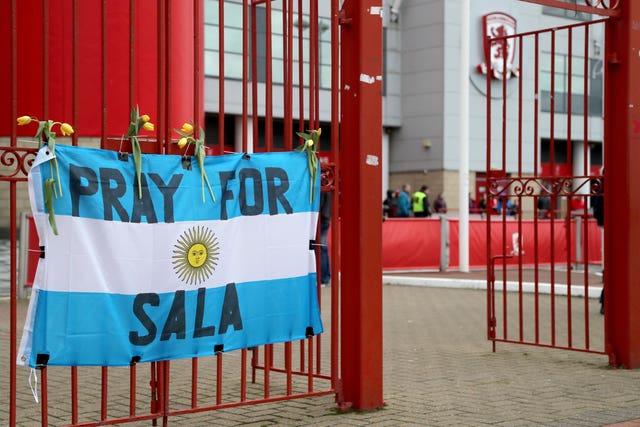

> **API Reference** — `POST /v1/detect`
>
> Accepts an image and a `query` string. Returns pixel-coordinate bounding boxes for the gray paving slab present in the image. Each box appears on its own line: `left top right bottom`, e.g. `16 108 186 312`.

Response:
3 237 637 426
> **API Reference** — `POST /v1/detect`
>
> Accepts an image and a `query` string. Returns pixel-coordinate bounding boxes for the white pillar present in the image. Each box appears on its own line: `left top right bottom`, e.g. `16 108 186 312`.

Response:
573 141 590 195
235 115 253 154
458 0 470 272
382 130 390 200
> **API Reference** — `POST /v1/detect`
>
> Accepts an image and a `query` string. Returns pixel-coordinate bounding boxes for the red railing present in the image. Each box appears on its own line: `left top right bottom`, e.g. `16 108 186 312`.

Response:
1 0 344 425
485 18 607 355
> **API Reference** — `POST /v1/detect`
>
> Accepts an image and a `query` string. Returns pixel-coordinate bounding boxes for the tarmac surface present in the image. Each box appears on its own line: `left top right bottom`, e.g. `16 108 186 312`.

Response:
4 265 640 426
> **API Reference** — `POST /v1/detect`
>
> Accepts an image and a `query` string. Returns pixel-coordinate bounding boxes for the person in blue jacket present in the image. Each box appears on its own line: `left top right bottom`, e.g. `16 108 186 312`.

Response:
397 183 412 217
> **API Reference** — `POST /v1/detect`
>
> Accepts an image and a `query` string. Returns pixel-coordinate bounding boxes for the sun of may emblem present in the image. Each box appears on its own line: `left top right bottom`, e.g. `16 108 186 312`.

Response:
172 226 220 285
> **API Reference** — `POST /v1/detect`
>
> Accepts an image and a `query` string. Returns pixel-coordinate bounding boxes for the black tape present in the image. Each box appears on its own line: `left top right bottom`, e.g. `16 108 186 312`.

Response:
309 240 316 250
130 356 141 366
305 327 314 338
118 152 129 162
39 246 45 259
242 153 251 160
214 344 224 354
35 353 49 369
182 156 192 171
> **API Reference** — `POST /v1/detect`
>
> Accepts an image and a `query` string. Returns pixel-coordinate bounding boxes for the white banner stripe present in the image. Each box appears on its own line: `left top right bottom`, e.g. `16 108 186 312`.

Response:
35 212 319 295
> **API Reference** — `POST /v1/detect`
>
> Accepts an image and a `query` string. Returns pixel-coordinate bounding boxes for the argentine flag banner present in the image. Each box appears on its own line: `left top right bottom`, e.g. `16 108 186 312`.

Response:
18 144 323 367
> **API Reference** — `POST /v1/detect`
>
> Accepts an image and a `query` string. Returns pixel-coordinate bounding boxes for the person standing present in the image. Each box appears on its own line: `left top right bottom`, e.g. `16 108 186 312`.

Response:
397 183 412 217
412 185 431 217
592 173 605 314
433 193 447 214
383 189 399 219
319 192 332 286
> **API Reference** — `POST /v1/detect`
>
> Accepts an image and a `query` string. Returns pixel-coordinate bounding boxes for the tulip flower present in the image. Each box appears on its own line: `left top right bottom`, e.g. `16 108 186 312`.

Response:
143 122 154 132
17 116 32 126
295 127 322 203
141 114 150 123
181 123 194 134
178 137 188 148
60 123 74 136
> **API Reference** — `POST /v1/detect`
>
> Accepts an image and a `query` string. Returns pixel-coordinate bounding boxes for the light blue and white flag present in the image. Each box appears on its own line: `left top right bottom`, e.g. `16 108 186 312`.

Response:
18 144 323 367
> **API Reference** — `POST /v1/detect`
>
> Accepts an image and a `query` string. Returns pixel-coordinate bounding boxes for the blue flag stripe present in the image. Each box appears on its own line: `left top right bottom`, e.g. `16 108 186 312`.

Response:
22 276 323 367
44 144 319 222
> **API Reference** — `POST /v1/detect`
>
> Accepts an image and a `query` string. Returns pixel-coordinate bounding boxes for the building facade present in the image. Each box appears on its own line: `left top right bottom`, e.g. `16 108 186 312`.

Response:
0 0 605 232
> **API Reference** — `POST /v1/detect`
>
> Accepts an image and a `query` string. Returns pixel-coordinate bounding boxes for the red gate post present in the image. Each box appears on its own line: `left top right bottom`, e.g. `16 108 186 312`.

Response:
339 0 384 410
604 1 640 368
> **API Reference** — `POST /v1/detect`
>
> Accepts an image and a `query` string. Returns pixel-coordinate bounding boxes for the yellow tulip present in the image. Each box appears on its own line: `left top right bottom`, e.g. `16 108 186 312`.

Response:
141 114 150 123
16 116 32 126
143 122 154 131
60 123 74 136
307 140 314 147
316 128 322 136
181 123 194 134
178 137 188 148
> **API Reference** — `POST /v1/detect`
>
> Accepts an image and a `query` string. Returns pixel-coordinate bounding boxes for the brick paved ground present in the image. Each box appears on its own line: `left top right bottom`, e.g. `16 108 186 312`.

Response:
4 277 640 426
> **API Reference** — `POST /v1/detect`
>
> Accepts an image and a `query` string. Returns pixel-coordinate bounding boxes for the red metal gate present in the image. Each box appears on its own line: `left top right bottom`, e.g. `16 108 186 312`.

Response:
484 5 614 355
0 0 384 425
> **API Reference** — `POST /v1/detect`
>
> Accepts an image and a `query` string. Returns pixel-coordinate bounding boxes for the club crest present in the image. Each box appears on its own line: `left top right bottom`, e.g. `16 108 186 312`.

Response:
477 12 519 80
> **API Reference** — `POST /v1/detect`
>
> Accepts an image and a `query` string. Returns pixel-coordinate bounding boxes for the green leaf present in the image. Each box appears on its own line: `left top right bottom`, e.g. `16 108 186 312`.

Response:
296 132 312 140
125 122 136 137
131 136 142 199
43 178 58 235
52 158 62 196
174 128 190 138
35 120 46 142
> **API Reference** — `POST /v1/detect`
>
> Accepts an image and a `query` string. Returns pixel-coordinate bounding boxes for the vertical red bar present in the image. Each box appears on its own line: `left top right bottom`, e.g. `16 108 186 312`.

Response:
129 364 137 416
264 344 271 398
549 29 557 347
40 368 48 427
283 0 293 151
242 0 248 153
218 0 225 155
485 33 493 345
194 0 203 133
500 43 508 341
307 337 314 392
71 366 78 423
240 348 247 401
533 33 540 344
285 342 292 395
339 0 383 410
251 4 258 152
297 0 305 139
156 0 165 153
517 34 524 342
265 1 273 151
101 366 108 421
313 0 319 129
330 0 340 391
43 0 49 119
565 28 574 348
9 2 17 425
102 0 108 148
604 1 640 368
216 353 222 405
308 0 317 129
165 0 172 154
191 358 198 408
129 0 136 111
582 25 591 348
72 0 79 147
